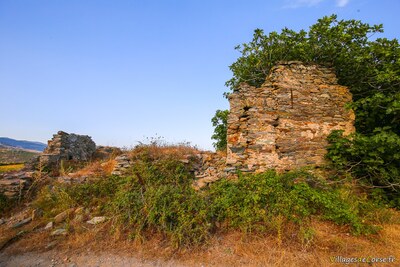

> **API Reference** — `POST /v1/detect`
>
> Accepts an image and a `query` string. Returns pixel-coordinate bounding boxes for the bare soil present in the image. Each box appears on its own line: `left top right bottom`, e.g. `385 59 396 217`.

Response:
0 251 182 267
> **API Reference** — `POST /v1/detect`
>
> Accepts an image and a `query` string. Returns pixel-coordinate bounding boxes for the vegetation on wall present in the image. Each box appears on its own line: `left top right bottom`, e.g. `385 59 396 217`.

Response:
211 15 400 206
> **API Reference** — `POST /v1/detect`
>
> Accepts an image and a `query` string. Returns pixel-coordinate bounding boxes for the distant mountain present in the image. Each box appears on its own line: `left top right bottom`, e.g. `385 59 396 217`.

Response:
0 137 46 152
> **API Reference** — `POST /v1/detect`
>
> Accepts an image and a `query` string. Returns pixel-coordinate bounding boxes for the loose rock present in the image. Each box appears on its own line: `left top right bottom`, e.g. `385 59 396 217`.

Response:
54 208 74 224
87 216 107 225
111 155 132 175
51 229 67 236
44 221 54 230
12 217 32 228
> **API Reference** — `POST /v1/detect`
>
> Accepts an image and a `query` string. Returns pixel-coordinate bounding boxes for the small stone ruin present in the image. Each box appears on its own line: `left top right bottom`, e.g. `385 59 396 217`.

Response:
39 131 96 167
0 131 98 199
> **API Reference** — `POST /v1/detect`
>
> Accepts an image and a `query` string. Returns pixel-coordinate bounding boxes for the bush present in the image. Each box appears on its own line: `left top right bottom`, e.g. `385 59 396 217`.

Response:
34 175 121 218
109 156 211 248
327 130 400 208
208 171 379 236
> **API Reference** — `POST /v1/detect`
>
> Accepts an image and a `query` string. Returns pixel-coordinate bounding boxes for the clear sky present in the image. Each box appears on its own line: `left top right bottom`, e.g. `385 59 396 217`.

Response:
1 0 399 150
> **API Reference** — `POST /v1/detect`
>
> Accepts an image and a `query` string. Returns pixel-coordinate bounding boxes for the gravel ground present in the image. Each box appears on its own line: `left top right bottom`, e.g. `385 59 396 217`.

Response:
0 251 187 267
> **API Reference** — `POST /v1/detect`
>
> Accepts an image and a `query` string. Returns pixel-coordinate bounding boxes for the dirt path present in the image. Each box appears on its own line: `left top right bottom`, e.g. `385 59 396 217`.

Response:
0 251 186 267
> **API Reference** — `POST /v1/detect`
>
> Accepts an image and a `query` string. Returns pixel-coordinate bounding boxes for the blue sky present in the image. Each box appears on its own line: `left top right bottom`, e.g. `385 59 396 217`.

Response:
0 0 399 150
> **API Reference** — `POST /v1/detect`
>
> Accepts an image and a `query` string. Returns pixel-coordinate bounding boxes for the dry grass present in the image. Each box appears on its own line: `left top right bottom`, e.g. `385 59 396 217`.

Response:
0 164 24 173
2 214 400 266
55 143 199 179
129 143 201 161
67 159 116 178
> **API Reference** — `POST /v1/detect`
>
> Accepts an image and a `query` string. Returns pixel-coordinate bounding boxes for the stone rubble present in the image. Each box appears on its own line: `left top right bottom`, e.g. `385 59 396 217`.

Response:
111 155 131 176
110 151 227 190
51 229 67 236
44 222 54 230
192 152 227 190
86 216 107 225
11 217 32 228
54 208 75 224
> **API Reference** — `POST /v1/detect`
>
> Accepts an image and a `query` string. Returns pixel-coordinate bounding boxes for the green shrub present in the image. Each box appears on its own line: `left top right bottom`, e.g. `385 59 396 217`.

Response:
327 130 400 208
109 157 210 247
208 171 380 236
34 175 121 218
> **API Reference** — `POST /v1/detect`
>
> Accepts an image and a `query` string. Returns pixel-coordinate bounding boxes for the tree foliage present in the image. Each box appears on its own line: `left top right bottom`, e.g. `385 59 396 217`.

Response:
211 109 229 151
212 15 400 205
327 129 400 208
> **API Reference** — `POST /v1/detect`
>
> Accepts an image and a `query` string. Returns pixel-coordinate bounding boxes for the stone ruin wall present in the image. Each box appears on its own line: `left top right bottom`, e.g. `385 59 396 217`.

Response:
226 61 355 173
1 62 357 197
112 61 356 189
40 131 96 167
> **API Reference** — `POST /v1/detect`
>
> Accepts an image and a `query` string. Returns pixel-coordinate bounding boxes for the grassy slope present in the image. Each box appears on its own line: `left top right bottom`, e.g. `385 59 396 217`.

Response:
0 148 39 164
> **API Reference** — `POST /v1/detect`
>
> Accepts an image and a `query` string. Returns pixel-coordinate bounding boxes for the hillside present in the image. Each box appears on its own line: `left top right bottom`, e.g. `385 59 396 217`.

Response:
0 137 46 152
0 147 40 165
0 137 44 165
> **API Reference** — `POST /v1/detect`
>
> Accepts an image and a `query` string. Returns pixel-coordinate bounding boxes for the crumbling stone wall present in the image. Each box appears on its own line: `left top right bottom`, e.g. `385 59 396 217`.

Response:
0 171 33 199
40 131 96 167
227 61 355 172
111 151 227 190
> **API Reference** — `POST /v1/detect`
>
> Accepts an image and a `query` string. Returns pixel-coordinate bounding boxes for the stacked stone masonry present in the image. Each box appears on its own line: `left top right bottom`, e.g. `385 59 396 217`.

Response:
40 131 96 167
111 155 132 176
227 61 355 173
110 151 227 190
0 171 33 198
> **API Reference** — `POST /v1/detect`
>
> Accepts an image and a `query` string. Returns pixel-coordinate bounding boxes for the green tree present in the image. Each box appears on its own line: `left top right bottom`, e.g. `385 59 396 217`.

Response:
211 109 229 151
213 15 400 205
